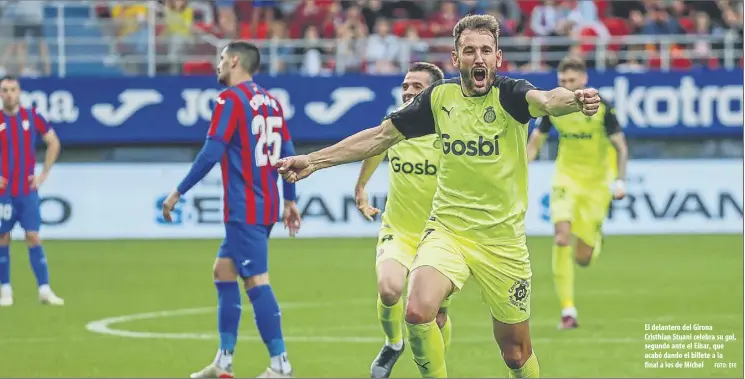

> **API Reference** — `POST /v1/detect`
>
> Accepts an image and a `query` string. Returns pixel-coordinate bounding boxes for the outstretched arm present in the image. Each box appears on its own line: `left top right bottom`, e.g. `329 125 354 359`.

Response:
526 87 600 118
309 119 404 171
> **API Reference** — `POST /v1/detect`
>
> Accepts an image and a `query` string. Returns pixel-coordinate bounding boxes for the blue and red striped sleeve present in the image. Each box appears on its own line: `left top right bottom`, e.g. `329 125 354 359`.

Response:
207 91 239 144
31 108 51 135
176 91 240 195
277 102 296 202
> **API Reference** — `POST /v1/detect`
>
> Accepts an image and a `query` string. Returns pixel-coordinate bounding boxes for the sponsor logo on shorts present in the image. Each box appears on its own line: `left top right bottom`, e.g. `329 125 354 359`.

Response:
508 279 530 312
380 234 394 243
377 248 385 257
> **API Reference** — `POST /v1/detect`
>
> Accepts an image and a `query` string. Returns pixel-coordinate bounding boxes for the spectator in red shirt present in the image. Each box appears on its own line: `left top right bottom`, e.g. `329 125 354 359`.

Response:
429 1 459 37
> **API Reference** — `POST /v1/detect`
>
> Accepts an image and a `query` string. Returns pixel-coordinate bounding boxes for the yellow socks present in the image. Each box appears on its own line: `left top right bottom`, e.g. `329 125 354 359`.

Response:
507 352 540 378
377 295 404 346
552 244 574 310
407 321 447 378
439 314 452 355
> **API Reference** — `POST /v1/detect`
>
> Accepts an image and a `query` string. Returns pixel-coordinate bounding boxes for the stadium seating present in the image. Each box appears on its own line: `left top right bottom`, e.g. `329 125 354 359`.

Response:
42 4 123 76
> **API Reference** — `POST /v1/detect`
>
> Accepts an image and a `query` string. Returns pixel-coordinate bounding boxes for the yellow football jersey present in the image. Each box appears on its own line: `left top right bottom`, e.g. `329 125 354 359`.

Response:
538 101 621 191
386 76 537 245
381 134 441 247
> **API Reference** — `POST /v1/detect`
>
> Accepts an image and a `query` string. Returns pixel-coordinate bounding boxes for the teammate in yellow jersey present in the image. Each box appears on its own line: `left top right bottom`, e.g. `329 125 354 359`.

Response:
277 14 601 378
354 62 452 378
526 57 628 330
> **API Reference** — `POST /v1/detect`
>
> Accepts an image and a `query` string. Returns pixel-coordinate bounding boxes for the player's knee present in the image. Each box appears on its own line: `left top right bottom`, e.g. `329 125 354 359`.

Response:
554 232 571 247
575 253 592 267
212 259 237 281
501 344 532 370
377 276 404 306
404 298 438 325
244 273 269 290
24 232 40 247
435 309 448 329
0 233 9 246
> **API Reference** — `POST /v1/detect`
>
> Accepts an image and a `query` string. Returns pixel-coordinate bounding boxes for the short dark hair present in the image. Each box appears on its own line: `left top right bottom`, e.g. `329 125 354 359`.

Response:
225 40 261 74
408 62 444 84
0 75 18 84
452 14 500 50
558 57 587 73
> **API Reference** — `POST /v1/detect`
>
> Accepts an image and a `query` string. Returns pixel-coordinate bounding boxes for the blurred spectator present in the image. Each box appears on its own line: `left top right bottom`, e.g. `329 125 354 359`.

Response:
692 11 714 63
365 18 400 74
530 0 566 37
249 0 277 38
342 5 368 33
400 25 429 63
162 0 194 74
264 21 294 74
0 1 50 77
628 9 647 34
669 0 689 18
298 25 327 76
476 0 521 26
215 0 237 38
641 2 685 34
334 21 366 73
615 44 648 73
111 2 150 72
320 1 344 38
563 0 610 39
361 0 382 33
429 1 459 37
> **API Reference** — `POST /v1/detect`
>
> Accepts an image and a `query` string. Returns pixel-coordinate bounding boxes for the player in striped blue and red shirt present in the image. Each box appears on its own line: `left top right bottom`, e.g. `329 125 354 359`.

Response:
161 42 301 379
0 76 64 307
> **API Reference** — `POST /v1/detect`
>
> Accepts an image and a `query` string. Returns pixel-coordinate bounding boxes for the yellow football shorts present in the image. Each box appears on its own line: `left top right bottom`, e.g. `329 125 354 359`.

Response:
376 225 452 309
550 185 612 246
410 227 532 324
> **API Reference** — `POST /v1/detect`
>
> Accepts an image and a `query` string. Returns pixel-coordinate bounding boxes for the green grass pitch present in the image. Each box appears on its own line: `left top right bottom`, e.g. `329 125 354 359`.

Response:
0 235 742 378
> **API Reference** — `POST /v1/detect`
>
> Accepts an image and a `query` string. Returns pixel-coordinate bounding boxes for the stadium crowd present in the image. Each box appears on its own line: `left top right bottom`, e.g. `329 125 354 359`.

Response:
0 0 743 76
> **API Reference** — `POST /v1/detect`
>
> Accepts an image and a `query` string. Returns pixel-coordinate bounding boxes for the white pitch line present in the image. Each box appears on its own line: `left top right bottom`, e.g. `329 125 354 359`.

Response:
85 303 651 345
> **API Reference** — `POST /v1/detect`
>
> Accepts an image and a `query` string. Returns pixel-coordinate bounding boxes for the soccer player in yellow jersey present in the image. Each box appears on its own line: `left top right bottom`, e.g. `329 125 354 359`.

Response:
277 15 601 378
354 62 452 378
526 57 628 330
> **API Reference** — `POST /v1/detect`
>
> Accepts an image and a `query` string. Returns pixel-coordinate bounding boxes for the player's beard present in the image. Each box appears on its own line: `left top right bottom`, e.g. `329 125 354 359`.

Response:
459 64 493 96
217 70 229 86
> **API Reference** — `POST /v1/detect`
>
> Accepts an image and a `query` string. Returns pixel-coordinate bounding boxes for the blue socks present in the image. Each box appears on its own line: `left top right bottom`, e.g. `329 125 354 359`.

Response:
215 280 242 353
247 284 286 358
0 245 9 285
28 245 49 287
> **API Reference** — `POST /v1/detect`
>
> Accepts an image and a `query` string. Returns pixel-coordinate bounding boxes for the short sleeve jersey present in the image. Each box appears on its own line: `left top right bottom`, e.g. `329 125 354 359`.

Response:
381 134 441 247
386 76 537 244
537 100 621 190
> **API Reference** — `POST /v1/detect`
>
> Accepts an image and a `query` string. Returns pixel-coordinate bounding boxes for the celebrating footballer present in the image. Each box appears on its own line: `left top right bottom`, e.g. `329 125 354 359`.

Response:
277 14 601 379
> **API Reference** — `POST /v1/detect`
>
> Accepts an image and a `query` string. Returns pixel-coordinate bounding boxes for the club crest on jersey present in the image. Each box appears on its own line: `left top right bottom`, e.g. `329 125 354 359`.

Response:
21 120 30 130
508 279 530 312
483 106 496 123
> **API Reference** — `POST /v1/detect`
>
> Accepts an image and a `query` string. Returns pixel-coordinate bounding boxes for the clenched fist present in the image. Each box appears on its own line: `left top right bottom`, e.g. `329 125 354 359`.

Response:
574 88 601 117
276 155 315 183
